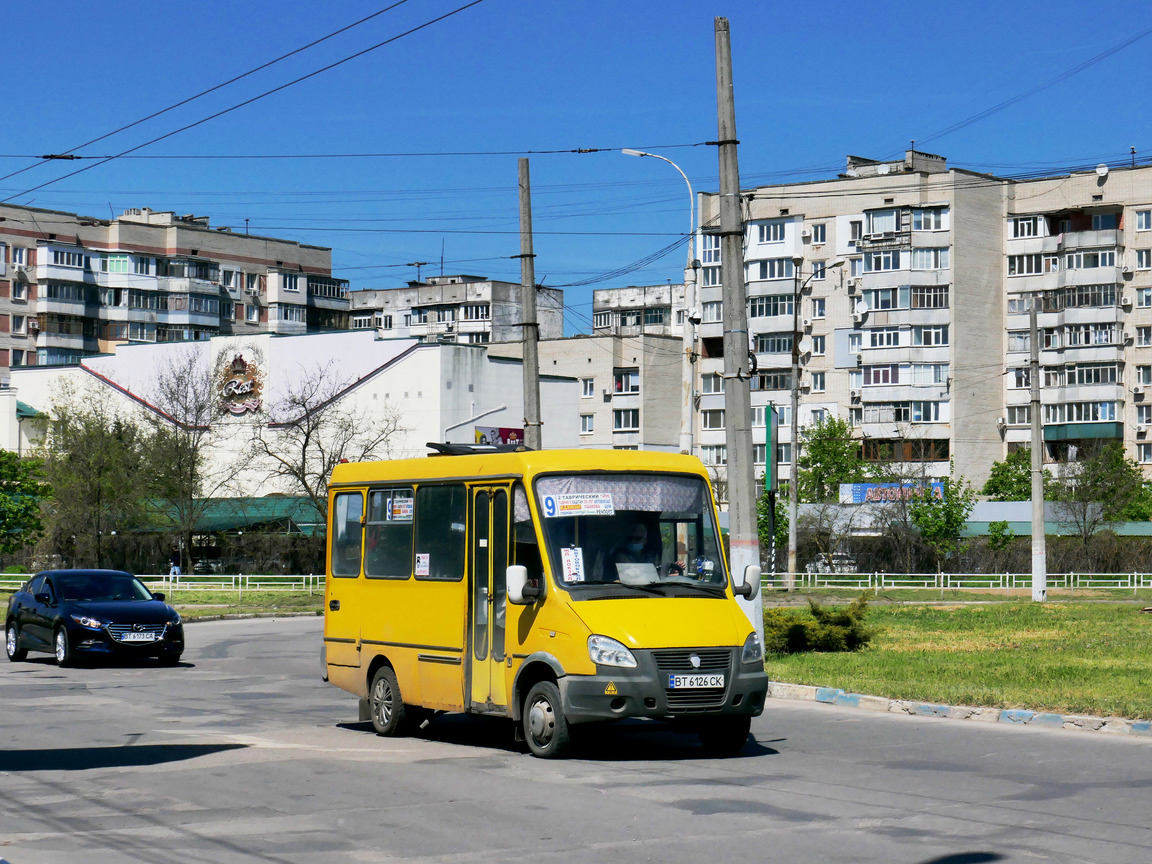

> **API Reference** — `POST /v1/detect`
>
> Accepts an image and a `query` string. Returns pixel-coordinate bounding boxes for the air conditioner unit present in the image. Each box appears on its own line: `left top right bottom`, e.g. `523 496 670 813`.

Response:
849 389 860 400
802 317 813 328
1139 424 1148 434
1134 385 1144 395
800 228 812 239
1122 265 1132 275
852 313 863 324
846 277 859 288
1121 295 1132 306
997 417 1007 428
1124 330 1133 342
800 381 811 391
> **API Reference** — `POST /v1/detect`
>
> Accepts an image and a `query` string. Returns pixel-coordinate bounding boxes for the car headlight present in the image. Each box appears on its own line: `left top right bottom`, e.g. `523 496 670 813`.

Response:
741 631 764 665
170 611 181 626
70 614 105 630
588 634 637 668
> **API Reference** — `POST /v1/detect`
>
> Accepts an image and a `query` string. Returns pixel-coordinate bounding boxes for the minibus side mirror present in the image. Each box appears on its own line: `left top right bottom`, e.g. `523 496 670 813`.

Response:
506 565 541 605
734 564 761 600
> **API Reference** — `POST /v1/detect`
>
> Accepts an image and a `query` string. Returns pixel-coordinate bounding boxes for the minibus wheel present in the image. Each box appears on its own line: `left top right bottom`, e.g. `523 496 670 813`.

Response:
697 715 751 756
523 680 571 758
369 666 408 736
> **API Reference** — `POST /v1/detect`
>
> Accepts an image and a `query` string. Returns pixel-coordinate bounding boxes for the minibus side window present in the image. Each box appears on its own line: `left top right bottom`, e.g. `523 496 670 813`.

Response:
330 492 364 578
365 487 415 579
512 483 543 590
414 484 467 581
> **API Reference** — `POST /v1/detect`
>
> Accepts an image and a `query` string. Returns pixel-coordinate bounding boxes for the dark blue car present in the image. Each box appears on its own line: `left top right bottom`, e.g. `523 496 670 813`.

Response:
5 569 184 666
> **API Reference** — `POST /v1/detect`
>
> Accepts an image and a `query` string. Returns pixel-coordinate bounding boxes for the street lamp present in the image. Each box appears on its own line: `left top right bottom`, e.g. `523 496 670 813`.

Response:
786 257 844 590
622 149 700 454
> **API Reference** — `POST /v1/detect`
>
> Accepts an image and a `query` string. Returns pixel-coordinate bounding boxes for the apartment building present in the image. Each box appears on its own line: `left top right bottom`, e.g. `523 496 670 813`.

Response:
696 150 1006 489
0 204 348 375
694 150 1152 490
591 283 687 337
349 275 564 344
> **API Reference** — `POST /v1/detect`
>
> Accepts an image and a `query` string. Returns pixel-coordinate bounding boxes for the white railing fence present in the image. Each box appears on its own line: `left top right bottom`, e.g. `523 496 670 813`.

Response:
769 571 1152 594
0 574 326 594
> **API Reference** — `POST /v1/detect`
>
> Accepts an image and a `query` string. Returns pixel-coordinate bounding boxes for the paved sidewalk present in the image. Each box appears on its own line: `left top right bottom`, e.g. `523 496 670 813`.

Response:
768 681 1152 738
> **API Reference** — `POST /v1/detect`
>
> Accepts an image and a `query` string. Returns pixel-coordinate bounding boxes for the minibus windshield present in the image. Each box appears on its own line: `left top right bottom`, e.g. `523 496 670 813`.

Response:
534 473 728 598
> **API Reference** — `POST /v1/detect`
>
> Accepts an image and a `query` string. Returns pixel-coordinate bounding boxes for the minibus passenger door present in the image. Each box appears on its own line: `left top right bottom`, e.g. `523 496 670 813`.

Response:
325 491 364 667
469 487 509 710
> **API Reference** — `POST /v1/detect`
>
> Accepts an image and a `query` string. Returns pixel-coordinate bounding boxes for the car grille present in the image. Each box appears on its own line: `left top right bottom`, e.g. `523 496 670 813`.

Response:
653 648 732 712
107 623 167 643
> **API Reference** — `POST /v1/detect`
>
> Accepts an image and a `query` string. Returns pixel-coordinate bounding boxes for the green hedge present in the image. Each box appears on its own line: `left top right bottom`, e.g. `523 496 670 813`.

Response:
763 594 874 654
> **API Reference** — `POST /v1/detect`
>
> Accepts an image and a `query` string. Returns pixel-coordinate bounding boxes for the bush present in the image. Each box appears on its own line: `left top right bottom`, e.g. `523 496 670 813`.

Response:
763 594 874 654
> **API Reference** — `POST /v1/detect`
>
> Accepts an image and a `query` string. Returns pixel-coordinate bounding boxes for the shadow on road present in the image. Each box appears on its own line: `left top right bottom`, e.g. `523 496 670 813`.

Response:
338 714 779 761
0 742 248 772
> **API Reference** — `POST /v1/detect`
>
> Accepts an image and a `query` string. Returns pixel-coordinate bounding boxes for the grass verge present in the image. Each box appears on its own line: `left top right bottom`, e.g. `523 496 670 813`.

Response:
766 600 1152 720
169 590 324 620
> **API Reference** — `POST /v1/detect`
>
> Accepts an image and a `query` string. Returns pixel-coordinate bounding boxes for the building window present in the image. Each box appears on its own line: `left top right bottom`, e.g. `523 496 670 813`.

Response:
619 310 641 327
748 295 792 318
12 315 25 335
811 261 826 281
865 209 898 235
811 224 826 244
911 285 949 308
700 445 727 466
11 248 25 265
1008 331 1030 352
1137 366 1152 386
11 350 24 367
1139 444 1152 464
812 335 826 355
1138 288 1152 308
755 332 792 354
1139 326 1152 347
1091 213 1118 230
462 304 489 320
757 222 786 243
863 250 901 272
278 305 306 323
753 258 795 280
776 443 792 465
912 401 941 422
379 314 393 329
811 297 825 318
702 409 725 430
911 247 950 270
1139 405 1152 425
849 220 863 242
593 312 611 328
351 313 373 329
581 378 594 398
613 409 639 431
848 333 861 352
1137 210 1152 231
1008 296 1034 314
1010 368 1031 389
613 369 639 394
436 308 455 324
702 373 724 394
1007 405 1031 425
245 304 259 323
810 372 826 392
701 232 721 264
1012 216 1040 238
1065 250 1116 269
282 273 300 291
869 327 900 348
702 301 723 323
1137 250 1151 270
52 249 91 269
863 364 899 386
702 266 721 288
1008 254 1043 276
752 370 793 391
913 208 949 231
644 307 667 326
809 408 827 425
913 325 948 346
101 254 130 274
580 414 594 434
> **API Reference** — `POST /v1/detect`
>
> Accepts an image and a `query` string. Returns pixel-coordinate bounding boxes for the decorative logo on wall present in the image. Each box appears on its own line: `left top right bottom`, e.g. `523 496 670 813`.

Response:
217 353 264 415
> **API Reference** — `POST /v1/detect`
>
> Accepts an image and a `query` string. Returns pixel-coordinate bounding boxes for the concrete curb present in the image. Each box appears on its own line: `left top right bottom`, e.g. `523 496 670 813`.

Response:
768 681 1152 738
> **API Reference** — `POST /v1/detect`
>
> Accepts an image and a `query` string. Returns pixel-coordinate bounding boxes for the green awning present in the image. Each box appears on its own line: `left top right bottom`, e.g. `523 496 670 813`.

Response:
1044 422 1123 441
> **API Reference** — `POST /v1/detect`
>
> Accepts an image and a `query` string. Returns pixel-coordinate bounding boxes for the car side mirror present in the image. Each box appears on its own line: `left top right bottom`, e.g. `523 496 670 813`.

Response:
152 591 166 602
506 564 541 605
34 592 50 604
734 564 761 600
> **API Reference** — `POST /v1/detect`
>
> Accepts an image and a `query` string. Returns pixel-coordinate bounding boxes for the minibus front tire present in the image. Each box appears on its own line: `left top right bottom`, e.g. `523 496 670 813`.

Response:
369 666 408 736
697 715 751 757
523 680 572 758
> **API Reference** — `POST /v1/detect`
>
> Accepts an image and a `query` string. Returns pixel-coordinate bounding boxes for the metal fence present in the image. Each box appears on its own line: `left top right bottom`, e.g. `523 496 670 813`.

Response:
774 571 1152 594
0 574 325 594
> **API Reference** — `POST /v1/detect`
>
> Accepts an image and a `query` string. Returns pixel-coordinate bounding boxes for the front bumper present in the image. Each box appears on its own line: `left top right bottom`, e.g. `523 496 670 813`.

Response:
72 623 184 658
558 646 767 725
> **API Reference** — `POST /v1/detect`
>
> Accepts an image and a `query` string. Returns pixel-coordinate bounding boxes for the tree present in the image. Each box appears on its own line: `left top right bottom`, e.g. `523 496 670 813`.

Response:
797 416 867 503
1050 441 1147 545
40 383 150 568
249 359 405 521
0 450 49 555
981 449 1055 501
908 460 977 572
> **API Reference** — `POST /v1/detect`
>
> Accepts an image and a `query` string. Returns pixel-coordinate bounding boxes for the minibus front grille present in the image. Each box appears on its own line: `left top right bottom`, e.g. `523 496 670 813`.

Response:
653 648 732 712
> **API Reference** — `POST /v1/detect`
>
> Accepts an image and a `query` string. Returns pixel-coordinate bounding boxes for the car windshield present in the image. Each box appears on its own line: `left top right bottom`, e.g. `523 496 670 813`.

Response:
534 472 728 599
57 573 152 603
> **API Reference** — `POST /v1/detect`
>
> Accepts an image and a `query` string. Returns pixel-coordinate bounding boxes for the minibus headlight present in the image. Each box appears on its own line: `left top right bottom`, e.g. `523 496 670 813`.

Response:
741 631 764 665
588 635 637 668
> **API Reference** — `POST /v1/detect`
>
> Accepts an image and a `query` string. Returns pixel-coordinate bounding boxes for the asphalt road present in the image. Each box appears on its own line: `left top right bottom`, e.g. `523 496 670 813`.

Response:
1 616 1150 864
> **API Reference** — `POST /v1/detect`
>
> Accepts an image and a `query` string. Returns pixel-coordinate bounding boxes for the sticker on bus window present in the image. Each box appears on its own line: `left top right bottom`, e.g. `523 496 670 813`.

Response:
561 547 585 583
415 553 430 576
391 497 414 521
541 492 615 518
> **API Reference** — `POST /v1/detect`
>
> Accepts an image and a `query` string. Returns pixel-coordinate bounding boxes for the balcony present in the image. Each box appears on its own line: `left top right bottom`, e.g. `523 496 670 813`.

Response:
1060 229 1120 250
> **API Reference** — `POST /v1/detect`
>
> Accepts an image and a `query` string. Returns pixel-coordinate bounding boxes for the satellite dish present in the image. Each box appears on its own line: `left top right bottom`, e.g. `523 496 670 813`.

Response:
798 336 814 355
1096 163 1109 177
877 164 890 175
854 300 868 315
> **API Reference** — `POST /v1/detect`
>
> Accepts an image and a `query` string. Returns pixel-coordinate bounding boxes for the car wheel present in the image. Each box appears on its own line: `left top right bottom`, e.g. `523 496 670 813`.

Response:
523 680 572 758
54 627 74 667
697 715 751 757
5 620 27 662
368 666 408 736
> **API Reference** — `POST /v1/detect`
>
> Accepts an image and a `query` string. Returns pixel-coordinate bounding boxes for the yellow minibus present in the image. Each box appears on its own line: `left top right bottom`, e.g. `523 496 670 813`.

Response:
322 444 767 757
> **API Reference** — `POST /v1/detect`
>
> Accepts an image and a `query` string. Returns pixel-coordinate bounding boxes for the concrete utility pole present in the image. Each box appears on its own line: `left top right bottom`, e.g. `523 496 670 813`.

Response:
1029 298 1047 600
715 17 762 639
518 158 542 450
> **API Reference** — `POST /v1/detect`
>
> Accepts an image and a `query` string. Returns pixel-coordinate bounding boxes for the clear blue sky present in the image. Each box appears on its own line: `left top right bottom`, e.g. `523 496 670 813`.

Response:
4 1 1151 333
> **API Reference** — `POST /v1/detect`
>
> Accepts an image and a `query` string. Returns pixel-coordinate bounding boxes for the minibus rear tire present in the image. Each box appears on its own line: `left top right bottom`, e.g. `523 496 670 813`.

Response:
523 680 572 758
369 666 408 736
